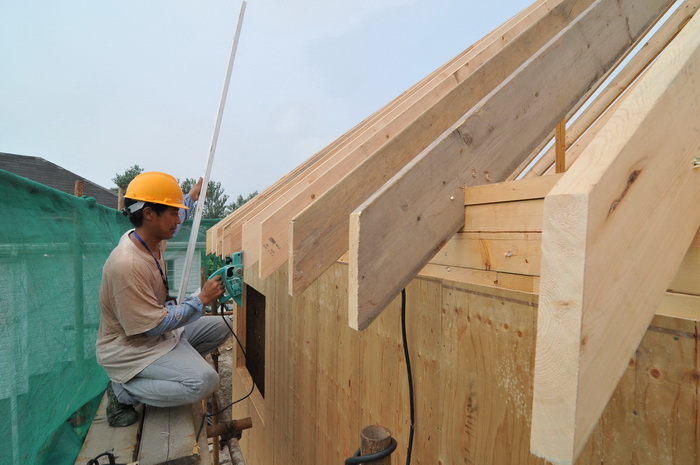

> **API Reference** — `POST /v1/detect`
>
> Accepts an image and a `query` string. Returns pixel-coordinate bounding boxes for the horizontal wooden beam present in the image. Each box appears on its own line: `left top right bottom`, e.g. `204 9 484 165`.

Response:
433 232 542 276
288 0 599 295
464 172 562 205
463 199 544 233
531 10 700 464
348 0 673 331
656 292 700 321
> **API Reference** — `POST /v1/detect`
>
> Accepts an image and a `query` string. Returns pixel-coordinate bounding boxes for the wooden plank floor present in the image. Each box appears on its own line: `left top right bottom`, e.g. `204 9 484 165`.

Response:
75 390 212 465
74 391 142 465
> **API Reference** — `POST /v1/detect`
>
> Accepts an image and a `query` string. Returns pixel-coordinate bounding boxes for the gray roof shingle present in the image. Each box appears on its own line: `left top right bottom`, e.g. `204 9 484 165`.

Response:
0 152 119 208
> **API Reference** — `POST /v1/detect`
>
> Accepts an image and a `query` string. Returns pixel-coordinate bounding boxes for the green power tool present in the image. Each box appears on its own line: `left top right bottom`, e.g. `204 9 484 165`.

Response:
208 251 244 307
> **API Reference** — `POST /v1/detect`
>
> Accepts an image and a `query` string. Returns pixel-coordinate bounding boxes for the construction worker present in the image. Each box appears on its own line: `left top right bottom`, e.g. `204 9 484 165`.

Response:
96 171 229 427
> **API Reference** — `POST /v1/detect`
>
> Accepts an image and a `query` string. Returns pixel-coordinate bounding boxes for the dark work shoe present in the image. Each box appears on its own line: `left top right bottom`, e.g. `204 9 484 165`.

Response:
106 383 139 427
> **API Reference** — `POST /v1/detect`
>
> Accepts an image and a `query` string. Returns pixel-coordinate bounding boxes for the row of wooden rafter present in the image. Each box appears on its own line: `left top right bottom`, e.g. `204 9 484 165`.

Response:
208 0 697 327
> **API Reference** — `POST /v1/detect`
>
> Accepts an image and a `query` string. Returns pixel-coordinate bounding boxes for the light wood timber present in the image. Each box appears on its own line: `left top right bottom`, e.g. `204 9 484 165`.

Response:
211 0 541 260
217 119 383 259
515 0 700 179
531 11 700 463
464 172 562 205
668 227 700 295
213 71 429 259
74 391 143 465
255 0 580 280
229 255 700 464
289 0 602 295
656 292 700 321
433 232 542 276
463 199 544 233
349 0 673 331
138 404 202 465
554 120 566 173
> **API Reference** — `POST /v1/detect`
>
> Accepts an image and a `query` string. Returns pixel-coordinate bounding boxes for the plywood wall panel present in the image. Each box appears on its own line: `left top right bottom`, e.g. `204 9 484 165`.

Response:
233 262 700 465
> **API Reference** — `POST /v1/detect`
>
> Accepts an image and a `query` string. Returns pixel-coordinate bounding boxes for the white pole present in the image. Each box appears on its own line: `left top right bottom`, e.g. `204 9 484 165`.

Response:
178 1 247 303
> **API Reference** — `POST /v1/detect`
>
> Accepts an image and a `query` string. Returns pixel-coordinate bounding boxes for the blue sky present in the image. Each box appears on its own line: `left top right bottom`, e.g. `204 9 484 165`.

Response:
1 0 532 201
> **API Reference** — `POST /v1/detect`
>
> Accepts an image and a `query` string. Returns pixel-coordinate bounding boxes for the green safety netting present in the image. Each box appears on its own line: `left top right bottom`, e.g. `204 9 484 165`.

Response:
0 169 130 465
0 169 223 465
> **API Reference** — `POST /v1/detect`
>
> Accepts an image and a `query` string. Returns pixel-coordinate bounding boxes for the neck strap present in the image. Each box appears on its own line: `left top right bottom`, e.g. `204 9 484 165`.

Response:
132 231 169 294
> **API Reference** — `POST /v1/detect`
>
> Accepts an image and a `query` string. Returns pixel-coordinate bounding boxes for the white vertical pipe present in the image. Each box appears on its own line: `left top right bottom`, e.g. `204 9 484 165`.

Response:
178 1 247 303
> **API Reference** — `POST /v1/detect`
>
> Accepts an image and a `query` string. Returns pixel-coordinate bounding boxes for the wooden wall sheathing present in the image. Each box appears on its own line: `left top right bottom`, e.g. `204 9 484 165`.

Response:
231 262 700 465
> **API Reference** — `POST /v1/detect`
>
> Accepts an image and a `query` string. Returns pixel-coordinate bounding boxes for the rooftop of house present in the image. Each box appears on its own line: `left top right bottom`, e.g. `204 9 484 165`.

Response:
0 152 119 208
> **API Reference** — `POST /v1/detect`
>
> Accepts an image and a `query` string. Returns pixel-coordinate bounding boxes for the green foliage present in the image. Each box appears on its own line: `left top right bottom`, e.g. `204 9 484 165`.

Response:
229 191 258 212
112 165 144 191
204 253 225 277
181 178 230 219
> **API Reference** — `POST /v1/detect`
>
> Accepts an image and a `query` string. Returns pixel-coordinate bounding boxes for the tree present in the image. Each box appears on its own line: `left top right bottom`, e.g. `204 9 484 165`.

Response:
181 178 257 219
229 191 258 212
112 165 144 192
180 178 228 219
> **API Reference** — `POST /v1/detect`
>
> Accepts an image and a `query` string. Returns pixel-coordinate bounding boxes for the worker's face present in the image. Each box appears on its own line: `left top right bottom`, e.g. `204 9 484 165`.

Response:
146 206 182 240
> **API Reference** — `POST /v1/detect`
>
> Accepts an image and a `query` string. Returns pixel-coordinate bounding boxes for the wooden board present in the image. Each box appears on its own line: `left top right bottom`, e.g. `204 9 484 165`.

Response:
289 0 600 295
256 0 581 281
668 227 700 295
531 11 700 463
463 199 544 233
74 390 142 465
515 0 700 179
210 0 546 260
464 173 562 205
229 257 700 465
657 292 700 321
433 232 542 276
349 0 673 331
139 404 200 465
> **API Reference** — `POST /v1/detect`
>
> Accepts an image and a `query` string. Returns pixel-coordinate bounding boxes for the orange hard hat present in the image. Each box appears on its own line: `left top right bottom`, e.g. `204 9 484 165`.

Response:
124 172 188 209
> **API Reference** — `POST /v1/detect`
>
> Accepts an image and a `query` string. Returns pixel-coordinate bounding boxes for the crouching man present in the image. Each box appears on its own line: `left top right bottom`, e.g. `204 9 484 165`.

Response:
96 171 229 427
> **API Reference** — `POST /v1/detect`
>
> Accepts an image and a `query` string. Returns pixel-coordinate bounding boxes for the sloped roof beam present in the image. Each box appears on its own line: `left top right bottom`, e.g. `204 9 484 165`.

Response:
532 9 700 464
348 0 674 330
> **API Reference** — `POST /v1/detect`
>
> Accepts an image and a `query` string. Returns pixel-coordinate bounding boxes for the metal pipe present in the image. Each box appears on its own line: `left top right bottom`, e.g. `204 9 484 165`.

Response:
345 425 397 465
206 417 253 438
207 388 251 465
361 426 393 465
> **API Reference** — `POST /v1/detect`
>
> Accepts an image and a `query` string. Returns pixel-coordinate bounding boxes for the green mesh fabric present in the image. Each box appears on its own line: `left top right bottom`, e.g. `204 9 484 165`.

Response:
0 169 131 465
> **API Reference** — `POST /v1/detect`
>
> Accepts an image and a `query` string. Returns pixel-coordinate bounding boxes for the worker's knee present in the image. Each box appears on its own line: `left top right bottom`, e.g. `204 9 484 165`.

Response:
182 366 220 402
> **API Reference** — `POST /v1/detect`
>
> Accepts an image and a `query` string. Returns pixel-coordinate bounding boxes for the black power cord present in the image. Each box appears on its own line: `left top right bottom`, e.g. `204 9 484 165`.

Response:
345 288 413 464
344 437 398 465
401 288 415 465
197 302 256 441
211 302 255 413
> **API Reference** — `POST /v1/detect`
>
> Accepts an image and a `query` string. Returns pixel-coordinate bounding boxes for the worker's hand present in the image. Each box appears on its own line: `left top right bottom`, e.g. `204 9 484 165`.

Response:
188 177 204 202
198 274 225 306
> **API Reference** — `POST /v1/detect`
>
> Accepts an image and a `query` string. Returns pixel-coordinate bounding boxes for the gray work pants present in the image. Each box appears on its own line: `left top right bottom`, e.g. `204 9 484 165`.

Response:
113 316 232 408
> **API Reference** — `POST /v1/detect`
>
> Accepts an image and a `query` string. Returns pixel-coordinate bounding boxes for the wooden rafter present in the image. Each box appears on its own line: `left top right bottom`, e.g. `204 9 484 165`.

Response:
207 0 547 261
288 0 602 296
347 0 673 331
531 10 700 463
509 0 700 180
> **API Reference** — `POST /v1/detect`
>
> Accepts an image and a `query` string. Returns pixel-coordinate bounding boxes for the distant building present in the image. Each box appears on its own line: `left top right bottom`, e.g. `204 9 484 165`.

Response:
165 218 221 297
0 152 118 208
